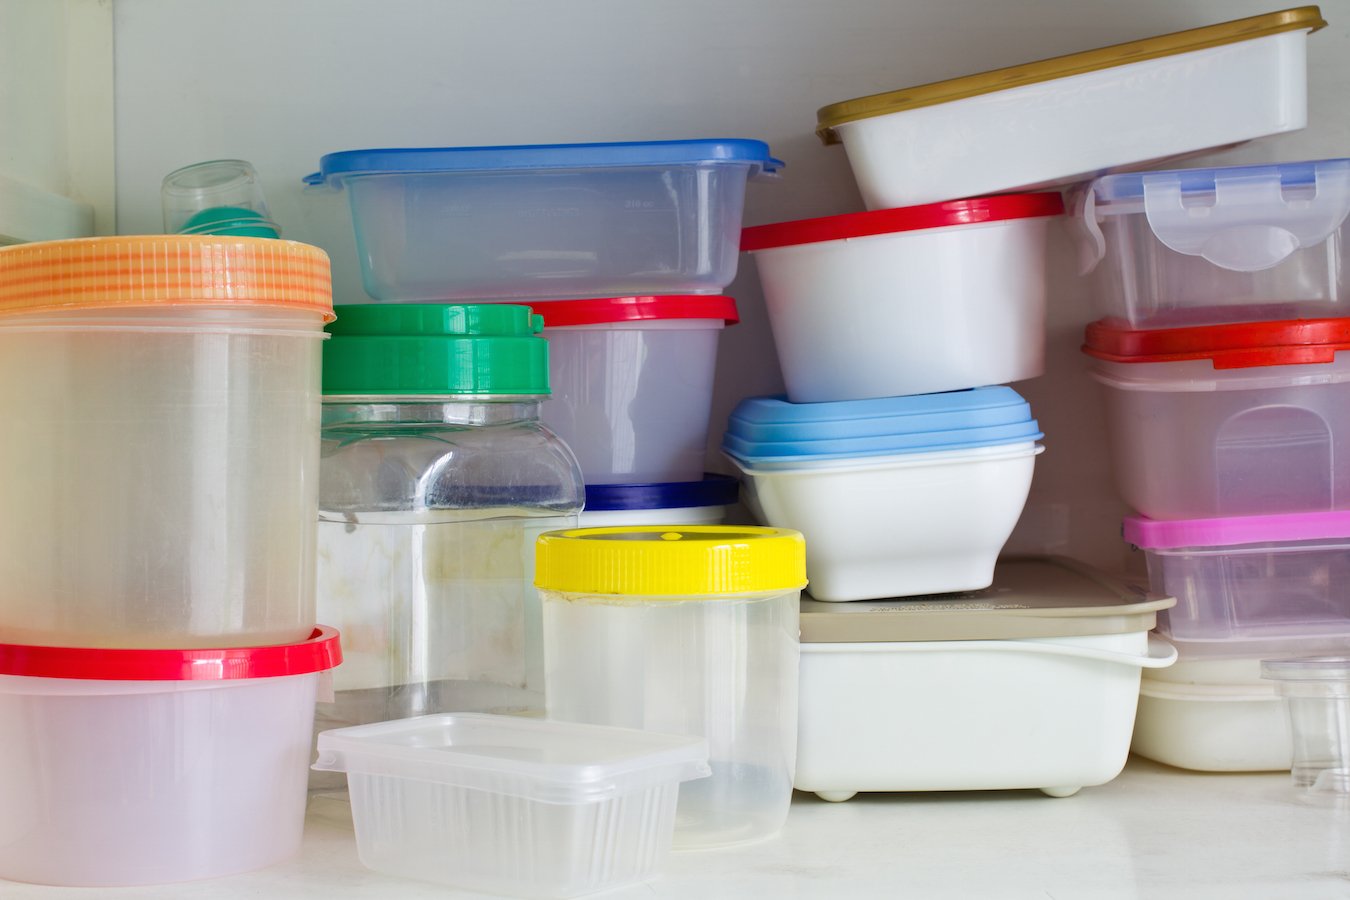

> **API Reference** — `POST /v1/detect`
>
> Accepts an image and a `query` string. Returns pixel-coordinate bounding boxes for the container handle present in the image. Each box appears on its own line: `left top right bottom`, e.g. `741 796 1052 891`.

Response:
1011 633 1179 669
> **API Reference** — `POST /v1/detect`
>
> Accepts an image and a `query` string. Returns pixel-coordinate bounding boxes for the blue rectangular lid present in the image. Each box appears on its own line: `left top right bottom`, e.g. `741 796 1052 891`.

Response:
1092 157 1348 205
304 139 783 185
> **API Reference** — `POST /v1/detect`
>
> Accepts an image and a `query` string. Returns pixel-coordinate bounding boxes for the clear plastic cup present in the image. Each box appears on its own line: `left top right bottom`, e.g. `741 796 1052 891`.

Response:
1261 657 1350 793
161 159 281 237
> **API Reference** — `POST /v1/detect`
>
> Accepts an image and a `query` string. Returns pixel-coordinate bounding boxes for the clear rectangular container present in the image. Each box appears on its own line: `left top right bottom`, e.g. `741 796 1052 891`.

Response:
304 141 780 302
312 714 709 899
1081 158 1350 328
1126 512 1350 656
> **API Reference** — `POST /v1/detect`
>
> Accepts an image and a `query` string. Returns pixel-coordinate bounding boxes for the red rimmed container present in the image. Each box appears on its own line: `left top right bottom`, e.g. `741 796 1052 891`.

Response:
0 627 341 887
741 194 1063 402
1085 318 1350 518
538 295 738 484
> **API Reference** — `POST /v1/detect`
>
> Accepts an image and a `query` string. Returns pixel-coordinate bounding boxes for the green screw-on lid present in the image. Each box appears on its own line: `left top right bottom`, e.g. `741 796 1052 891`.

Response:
323 303 550 395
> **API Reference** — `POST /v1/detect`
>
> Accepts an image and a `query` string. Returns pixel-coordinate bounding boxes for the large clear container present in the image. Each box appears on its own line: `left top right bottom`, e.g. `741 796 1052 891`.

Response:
536 526 806 849
313 714 710 898
1081 157 1350 329
0 236 332 649
303 140 781 302
1262 657 1350 793
314 305 583 790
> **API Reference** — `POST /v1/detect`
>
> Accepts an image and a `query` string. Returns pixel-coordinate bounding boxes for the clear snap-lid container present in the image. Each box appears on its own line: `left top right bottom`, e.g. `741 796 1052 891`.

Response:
304 140 781 302
0 236 332 649
1080 157 1350 328
313 713 710 898
536 525 806 849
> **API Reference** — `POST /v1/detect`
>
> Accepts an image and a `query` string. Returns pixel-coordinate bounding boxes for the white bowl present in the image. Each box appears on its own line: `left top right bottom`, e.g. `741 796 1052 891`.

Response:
1134 675 1291 772
741 196 1059 403
815 8 1323 209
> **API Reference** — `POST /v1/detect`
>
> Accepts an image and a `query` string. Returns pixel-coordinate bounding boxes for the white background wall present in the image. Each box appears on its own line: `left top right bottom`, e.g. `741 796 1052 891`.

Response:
111 0 1350 571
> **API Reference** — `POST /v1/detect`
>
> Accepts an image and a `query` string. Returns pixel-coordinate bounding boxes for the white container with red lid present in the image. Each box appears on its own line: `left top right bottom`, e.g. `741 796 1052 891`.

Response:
0 627 341 887
741 194 1062 403
539 295 737 484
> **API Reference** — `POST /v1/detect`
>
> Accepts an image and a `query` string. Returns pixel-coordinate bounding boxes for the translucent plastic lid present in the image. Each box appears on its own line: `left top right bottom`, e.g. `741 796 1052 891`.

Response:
800 558 1174 643
740 194 1063 252
584 474 740 512
1083 317 1350 369
1086 157 1350 272
538 295 739 327
0 627 342 681
304 139 783 186
313 713 711 804
0 236 333 319
535 525 806 596
815 7 1326 142
722 387 1041 464
1124 510 1350 550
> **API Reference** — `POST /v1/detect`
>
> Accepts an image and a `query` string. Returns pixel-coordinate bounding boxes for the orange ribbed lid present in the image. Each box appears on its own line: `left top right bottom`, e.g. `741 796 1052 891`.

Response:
0 236 334 320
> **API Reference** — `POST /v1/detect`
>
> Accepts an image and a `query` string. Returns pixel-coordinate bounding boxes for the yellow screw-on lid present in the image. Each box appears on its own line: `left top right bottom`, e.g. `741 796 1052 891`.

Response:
534 525 807 596
0 235 334 320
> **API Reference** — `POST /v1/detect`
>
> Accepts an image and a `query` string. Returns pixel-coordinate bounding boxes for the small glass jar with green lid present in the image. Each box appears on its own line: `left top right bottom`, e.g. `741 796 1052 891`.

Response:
314 304 583 776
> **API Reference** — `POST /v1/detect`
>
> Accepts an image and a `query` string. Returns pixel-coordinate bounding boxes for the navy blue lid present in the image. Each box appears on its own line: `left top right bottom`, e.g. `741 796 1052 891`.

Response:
304 140 783 185
584 473 740 511
722 387 1041 464
1093 157 1349 204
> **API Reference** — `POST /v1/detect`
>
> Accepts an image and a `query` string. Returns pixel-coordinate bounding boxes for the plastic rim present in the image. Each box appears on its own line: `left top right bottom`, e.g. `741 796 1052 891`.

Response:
0 626 342 681
1123 510 1350 550
814 7 1327 142
740 193 1063 252
323 303 550 395
1261 656 1350 682
534 525 806 595
0 236 334 320
537 295 739 327
303 139 784 185
584 474 740 511
1083 318 1350 369
1091 157 1347 205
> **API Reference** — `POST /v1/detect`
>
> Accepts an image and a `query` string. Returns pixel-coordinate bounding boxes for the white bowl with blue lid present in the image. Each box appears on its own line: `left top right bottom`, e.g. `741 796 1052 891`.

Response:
305 140 782 303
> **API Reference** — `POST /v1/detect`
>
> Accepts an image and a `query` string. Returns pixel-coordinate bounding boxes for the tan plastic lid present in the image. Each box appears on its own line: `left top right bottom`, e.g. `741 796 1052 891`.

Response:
816 6 1327 143
0 235 334 320
800 557 1175 643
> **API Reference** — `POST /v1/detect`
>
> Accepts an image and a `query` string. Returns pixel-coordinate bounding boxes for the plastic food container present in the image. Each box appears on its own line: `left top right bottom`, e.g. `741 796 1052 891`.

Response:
1262 657 1350 793
0 628 341 886
723 388 1043 600
795 557 1176 800
304 140 781 302
578 474 739 528
1086 318 1350 519
313 714 709 898
315 304 583 771
1133 657 1291 772
0 236 332 649
536 526 806 849
1079 158 1350 328
1125 511 1350 658
539 295 738 484
741 194 1061 402
815 7 1326 209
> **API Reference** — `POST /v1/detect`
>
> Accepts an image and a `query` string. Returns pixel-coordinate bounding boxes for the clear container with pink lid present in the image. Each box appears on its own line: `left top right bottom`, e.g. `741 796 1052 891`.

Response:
1125 511 1350 658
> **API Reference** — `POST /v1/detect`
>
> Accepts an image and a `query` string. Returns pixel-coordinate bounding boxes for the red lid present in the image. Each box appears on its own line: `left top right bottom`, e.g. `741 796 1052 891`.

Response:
1083 318 1350 370
536 295 739 327
0 626 342 681
740 193 1064 252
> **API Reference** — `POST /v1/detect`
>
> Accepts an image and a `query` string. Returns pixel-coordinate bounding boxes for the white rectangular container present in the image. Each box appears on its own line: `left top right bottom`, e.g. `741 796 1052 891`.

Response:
794 558 1176 800
815 8 1324 209
313 713 710 898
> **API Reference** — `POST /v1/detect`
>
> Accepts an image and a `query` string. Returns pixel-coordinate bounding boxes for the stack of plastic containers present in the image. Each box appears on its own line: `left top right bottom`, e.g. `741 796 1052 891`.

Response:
0 236 342 886
1079 156 1350 774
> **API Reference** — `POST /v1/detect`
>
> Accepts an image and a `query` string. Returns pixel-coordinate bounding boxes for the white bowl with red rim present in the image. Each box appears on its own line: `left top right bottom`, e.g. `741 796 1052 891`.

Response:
538 295 738 484
0 627 342 887
741 194 1063 403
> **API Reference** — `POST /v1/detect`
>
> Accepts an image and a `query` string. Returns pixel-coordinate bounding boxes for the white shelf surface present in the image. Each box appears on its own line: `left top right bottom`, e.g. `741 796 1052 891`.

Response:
7 756 1349 899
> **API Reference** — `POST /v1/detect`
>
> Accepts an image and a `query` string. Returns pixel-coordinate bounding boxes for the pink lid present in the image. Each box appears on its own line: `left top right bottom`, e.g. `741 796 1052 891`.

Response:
1124 511 1350 550
0 626 342 681
536 295 739 327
